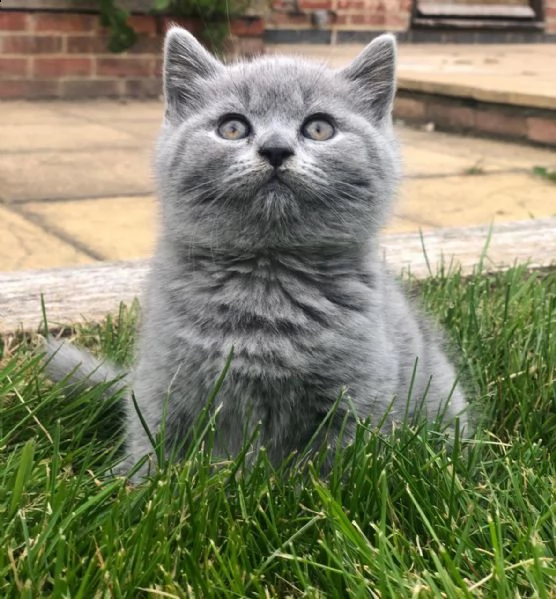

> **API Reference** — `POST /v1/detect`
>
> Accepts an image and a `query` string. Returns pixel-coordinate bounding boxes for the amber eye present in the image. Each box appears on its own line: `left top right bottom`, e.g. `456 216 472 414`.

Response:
301 116 335 141
218 116 250 140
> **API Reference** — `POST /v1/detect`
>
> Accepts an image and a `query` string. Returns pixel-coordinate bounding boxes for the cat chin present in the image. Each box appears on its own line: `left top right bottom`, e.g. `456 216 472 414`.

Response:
255 178 295 203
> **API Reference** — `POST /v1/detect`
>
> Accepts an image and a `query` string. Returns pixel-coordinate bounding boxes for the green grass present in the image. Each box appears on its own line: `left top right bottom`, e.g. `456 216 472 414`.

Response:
532 166 556 184
1 265 555 597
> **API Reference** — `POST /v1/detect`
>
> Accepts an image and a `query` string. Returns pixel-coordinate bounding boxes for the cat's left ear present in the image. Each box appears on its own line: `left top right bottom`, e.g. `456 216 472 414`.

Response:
164 26 224 119
341 34 396 122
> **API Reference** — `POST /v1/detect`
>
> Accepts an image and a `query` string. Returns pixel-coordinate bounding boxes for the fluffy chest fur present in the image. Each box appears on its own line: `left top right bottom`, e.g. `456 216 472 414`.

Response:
135 246 398 458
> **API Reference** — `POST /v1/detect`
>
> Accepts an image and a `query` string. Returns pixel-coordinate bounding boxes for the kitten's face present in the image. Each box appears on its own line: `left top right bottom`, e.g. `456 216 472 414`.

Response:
156 30 400 252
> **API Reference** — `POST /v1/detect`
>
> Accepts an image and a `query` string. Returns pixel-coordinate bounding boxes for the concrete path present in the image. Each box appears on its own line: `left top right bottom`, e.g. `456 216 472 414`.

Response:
1 98 555 272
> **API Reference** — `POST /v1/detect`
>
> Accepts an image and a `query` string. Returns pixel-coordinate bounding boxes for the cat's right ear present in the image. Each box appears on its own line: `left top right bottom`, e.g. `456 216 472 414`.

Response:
341 34 396 122
163 27 223 120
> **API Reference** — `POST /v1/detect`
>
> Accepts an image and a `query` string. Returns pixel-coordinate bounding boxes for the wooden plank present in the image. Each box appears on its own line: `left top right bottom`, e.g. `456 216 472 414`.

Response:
417 3 535 18
1 218 555 334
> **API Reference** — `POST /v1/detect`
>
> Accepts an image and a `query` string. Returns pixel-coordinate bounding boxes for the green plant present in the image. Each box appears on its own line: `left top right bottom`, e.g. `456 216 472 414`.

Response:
154 0 253 50
462 158 485 176
532 166 556 183
98 0 137 52
94 0 252 54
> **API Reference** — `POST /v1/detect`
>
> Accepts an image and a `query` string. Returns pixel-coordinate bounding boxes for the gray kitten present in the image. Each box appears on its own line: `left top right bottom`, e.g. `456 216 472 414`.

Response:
45 28 468 480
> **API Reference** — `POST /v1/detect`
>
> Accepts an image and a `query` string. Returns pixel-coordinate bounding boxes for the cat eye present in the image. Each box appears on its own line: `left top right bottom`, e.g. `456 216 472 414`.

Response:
218 116 250 140
301 116 335 141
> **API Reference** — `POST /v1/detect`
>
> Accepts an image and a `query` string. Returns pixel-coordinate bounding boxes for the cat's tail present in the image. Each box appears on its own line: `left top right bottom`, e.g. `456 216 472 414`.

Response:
42 339 128 398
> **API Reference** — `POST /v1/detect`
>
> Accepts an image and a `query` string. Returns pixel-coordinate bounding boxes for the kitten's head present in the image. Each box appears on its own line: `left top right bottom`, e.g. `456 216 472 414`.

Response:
156 27 400 253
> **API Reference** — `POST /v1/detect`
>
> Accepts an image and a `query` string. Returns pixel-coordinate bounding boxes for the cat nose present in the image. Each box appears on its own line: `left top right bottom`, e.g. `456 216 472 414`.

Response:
258 146 294 168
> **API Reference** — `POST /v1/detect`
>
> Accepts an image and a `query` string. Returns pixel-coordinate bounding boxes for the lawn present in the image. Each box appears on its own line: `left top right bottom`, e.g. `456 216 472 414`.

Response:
1 265 555 597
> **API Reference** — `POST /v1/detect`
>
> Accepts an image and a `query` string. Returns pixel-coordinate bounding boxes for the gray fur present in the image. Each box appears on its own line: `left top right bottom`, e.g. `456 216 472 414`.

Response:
44 339 126 397
44 29 468 480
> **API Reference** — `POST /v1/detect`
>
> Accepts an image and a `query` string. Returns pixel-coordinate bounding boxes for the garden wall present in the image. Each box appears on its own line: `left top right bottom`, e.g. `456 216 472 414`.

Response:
266 0 556 42
0 10 264 99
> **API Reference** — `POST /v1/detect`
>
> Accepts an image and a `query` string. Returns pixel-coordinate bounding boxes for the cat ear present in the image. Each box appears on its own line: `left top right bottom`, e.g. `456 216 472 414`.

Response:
163 26 223 118
341 34 397 122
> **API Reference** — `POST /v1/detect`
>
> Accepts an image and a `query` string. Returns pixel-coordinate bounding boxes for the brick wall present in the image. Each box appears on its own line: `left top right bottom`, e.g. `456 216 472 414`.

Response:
267 0 412 32
546 0 556 33
267 0 556 35
0 11 264 99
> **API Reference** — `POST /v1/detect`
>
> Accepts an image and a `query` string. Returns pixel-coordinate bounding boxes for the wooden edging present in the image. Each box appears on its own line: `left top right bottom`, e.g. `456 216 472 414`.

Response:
1 217 555 334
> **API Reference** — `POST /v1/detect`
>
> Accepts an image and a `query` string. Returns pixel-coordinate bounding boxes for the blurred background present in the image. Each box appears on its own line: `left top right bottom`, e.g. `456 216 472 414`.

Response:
1 0 555 272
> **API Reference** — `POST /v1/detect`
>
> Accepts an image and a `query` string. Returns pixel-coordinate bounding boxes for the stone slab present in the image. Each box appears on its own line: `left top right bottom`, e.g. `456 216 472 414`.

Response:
24 195 157 261
0 148 154 202
0 101 84 125
397 172 556 229
51 100 163 122
0 205 92 271
0 122 139 152
401 144 501 177
398 127 556 172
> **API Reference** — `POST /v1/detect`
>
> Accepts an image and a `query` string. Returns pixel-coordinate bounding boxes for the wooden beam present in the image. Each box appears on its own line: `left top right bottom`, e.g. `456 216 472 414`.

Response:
1 218 555 334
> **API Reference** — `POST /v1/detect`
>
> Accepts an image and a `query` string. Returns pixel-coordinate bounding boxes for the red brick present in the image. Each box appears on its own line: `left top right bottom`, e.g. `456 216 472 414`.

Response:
160 17 200 33
33 57 93 78
384 14 410 28
0 57 28 77
475 110 527 139
0 13 29 31
59 79 123 99
128 15 158 35
1 34 63 54
126 36 163 55
346 13 386 25
427 102 475 130
230 36 265 58
0 79 59 99
33 13 97 33
66 35 110 54
337 0 365 8
268 12 310 25
394 97 426 121
154 58 164 77
124 78 162 98
333 15 349 25
300 0 333 9
526 117 556 146
96 57 154 77
230 17 264 37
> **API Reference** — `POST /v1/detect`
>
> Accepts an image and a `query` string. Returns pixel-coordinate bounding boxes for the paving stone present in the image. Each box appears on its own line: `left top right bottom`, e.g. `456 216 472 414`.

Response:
397 172 556 230
50 100 163 122
0 101 83 125
0 122 139 152
401 144 500 177
0 205 92 271
0 148 153 202
24 195 157 261
102 121 160 141
397 126 556 172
